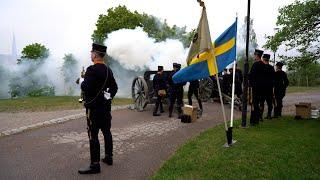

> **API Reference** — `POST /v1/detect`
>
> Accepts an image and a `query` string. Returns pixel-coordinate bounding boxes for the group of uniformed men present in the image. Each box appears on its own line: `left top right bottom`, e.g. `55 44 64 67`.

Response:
249 49 289 126
78 43 289 174
152 63 203 118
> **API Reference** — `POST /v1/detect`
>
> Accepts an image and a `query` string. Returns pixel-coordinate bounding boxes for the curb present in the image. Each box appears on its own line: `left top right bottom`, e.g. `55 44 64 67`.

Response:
0 105 132 138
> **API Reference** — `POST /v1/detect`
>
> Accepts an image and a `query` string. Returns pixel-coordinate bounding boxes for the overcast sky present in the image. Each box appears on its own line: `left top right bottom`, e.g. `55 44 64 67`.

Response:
0 0 295 59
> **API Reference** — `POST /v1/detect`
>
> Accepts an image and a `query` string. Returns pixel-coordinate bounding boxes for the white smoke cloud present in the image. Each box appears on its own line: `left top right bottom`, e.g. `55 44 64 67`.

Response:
105 27 188 71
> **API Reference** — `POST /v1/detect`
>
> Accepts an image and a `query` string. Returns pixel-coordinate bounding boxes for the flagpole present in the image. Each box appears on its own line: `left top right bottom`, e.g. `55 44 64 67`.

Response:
215 74 228 131
230 61 236 127
241 0 251 127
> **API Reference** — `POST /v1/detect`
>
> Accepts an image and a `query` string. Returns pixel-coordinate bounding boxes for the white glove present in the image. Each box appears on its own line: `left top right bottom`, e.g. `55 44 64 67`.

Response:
79 78 84 84
104 88 112 100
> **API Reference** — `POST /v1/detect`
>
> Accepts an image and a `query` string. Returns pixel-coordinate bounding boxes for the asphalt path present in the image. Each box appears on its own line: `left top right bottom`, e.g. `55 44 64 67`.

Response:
0 102 240 180
1 92 319 179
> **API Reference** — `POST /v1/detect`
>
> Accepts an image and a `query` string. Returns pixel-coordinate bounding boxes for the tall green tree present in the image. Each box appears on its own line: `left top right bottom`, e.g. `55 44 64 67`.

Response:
237 16 258 71
264 0 320 60
21 43 49 60
61 54 79 95
264 0 320 86
92 5 194 47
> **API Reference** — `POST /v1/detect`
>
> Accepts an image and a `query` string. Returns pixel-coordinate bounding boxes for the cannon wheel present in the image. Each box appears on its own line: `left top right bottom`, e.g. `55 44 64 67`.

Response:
132 76 149 111
199 77 214 102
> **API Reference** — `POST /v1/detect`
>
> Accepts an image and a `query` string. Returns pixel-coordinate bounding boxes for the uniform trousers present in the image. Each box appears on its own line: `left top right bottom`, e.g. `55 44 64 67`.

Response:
86 106 113 163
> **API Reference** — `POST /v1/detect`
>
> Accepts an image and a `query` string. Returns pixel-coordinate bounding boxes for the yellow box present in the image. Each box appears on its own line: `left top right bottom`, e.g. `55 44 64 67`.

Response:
182 105 198 122
295 102 311 119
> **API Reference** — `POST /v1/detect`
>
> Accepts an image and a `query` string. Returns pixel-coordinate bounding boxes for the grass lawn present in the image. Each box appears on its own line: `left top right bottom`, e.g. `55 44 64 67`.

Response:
0 96 132 112
287 86 320 93
152 117 320 179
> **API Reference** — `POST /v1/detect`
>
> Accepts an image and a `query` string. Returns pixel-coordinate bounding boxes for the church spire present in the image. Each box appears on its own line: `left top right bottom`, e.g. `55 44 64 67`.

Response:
11 32 17 61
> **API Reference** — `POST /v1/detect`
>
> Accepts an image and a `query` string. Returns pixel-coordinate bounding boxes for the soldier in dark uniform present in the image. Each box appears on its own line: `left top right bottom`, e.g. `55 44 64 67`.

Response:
274 62 289 118
235 64 243 98
261 54 275 119
78 43 118 174
229 65 243 98
188 79 203 112
222 68 231 96
249 49 265 125
168 63 185 118
153 66 166 116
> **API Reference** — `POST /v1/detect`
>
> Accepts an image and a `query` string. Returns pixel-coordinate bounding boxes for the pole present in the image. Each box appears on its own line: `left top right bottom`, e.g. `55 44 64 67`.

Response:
230 61 236 127
215 74 228 131
273 51 276 66
241 0 251 127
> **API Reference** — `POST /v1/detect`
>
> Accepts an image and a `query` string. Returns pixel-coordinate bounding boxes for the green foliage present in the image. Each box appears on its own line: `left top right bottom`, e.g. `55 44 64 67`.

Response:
61 54 79 95
264 0 320 87
153 117 320 179
92 5 194 47
21 43 49 61
266 0 320 53
27 86 55 97
9 73 55 98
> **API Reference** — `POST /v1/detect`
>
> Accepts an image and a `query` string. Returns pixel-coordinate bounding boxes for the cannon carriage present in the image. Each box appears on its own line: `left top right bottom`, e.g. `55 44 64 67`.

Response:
131 71 171 111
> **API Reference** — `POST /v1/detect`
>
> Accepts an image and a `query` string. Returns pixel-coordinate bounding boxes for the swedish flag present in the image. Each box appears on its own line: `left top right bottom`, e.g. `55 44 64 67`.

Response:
173 16 237 84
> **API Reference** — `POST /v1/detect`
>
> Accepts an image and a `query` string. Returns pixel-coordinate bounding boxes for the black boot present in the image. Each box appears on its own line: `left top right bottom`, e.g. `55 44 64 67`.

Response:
102 156 113 165
153 112 161 116
78 163 101 174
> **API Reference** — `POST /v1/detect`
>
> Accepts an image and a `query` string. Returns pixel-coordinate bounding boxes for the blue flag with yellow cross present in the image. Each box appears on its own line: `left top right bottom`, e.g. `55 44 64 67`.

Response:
172 10 237 84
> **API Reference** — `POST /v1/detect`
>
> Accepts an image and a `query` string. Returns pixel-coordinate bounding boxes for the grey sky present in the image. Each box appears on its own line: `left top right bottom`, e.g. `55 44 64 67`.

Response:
0 0 295 59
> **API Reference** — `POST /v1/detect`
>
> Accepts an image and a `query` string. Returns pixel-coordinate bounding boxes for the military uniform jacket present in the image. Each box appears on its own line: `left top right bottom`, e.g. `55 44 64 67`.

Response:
249 60 265 90
263 64 275 90
81 63 118 110
153 73 167 92
274 70 289 97
168 70 185 93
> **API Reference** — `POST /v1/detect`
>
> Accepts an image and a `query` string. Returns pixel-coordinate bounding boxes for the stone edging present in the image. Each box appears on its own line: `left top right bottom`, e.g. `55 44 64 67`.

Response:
0 105 132 138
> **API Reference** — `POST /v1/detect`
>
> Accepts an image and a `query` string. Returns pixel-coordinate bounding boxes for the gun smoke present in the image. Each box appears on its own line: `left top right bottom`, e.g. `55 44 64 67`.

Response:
0 28 188 99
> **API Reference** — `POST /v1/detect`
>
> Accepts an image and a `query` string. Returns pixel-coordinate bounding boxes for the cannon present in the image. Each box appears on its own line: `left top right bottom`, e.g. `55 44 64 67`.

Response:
131 71 242 111
131 71 172 111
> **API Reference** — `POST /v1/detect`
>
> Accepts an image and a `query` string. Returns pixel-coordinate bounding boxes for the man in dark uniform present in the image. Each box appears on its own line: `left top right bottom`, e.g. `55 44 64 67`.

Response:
274 62 289 118
79 43 118 174
188 79 203 112
249 49 265 125
235 64 243 98
222 68 231 96
229 65 243 98
153 66 166 116
261 54 275 119
168 63 185 118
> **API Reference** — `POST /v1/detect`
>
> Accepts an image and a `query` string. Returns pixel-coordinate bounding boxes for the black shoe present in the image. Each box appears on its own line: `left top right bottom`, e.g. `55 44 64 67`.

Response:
160 110 165 113
153 113 161 116
78 163 101 174
169 114 172 118
102 156 113 166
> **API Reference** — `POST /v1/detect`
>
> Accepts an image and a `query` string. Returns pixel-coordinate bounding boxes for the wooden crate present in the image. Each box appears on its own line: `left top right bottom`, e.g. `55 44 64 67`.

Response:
295 102 311 119
182 105 198 122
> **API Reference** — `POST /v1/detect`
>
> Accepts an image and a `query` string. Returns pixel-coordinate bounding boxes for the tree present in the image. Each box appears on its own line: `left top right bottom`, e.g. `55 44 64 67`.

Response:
21 43 49 60
92 5 193 47
264 0 320 86
264 0 320 60
61 54 79 95
237 16 259 70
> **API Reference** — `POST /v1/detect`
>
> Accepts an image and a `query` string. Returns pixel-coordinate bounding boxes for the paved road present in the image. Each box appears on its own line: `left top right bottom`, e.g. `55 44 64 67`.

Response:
0 92 319 179
0 102 240 180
